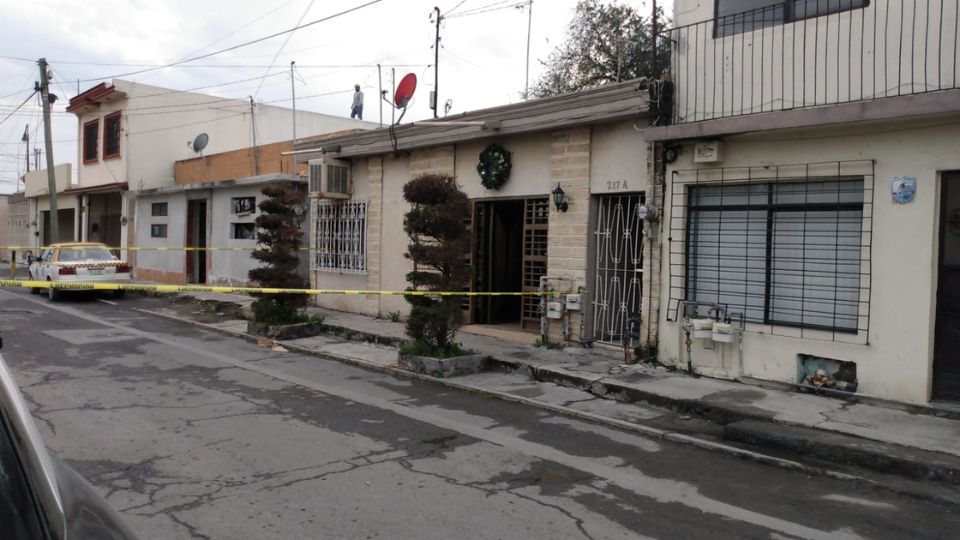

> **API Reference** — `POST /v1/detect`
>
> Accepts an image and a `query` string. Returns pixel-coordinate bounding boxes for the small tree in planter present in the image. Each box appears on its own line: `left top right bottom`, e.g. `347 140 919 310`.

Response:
402 173 471 358
248 182 314 332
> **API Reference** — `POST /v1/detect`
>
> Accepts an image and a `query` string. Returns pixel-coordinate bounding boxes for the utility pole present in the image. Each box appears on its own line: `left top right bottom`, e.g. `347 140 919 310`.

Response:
38 58 59 244
290 61 297 143
22 125 29 173
377 64 384 127
391 68 396 126
651 0 658 77
432 6 441 118
249 97 260 175
524 0 533 100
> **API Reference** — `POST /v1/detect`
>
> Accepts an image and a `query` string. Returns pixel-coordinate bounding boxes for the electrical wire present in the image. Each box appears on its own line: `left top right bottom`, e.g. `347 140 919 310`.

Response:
445 0 521 18
444 0 470 16
0 91 38 128
253 0 317 98
76 0 385 83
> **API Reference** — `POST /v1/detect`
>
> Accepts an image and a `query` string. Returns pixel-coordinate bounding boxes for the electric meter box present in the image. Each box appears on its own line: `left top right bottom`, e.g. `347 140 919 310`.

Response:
546 302 564 319
565 294 582 311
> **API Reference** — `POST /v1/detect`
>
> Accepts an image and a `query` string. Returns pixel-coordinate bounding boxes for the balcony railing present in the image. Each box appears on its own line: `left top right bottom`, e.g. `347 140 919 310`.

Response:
662 0 960 124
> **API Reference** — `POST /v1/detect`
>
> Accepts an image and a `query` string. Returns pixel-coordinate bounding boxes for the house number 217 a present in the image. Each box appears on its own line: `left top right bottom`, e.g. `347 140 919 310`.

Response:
606 180 629 191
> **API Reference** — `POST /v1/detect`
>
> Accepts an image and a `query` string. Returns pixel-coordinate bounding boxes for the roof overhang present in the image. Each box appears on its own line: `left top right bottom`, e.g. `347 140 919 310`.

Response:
66 83 127 115
293 79 650 159
133 173 302 196
63 182 128 195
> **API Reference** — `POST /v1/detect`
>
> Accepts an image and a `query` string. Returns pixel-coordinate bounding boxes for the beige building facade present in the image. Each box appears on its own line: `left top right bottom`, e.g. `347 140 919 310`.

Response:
296 81 658 349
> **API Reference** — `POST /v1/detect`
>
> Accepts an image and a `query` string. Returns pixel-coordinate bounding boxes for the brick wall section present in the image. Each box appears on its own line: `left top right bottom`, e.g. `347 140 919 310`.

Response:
365 156 384 315
409 145 455 177
547 127 591 343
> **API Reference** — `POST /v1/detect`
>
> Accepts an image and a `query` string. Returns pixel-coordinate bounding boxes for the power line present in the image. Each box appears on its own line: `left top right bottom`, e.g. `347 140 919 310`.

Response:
76 0 385 83
446 0 526 18
0 91 38 128
253 0 317 98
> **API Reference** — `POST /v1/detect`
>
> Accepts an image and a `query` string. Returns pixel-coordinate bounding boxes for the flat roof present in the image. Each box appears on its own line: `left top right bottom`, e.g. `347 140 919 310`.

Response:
294 79 649 159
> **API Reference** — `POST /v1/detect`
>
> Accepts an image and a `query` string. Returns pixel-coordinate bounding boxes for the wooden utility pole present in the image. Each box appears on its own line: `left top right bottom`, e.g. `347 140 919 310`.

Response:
524 0 533 100
38 58 59 244
290 61 297 143
432 6 441 118
651 0 658 77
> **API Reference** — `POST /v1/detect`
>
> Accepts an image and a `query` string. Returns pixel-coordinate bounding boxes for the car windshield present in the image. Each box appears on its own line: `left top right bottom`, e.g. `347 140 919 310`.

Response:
59 247 117 263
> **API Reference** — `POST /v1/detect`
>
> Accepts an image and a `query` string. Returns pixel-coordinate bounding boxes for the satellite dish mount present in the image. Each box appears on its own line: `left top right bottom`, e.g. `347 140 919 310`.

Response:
384 73 417 125
188 133 210 156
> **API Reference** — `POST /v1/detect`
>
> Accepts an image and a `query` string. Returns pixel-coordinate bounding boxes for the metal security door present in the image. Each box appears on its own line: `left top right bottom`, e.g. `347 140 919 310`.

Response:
521 198 549 330
592 194 644 344
934 172 960 401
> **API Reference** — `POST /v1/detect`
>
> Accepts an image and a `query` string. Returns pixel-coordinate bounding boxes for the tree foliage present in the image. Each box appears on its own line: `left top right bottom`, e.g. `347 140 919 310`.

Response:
248 182 308 324
402 173 471 355
532 0 670 98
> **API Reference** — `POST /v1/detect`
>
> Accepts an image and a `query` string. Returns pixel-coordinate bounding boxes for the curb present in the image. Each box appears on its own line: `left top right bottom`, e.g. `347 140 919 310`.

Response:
490 355 960 487
135 308 959 499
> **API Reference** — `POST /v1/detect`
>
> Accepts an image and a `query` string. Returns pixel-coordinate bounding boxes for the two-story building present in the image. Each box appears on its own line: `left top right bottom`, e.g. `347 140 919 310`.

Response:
647 0 960 404
65 79 374 279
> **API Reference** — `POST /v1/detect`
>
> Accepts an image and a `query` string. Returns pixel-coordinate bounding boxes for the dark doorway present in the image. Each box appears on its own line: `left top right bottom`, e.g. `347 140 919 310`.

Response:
186 199 208 284
41 209 76 245
87 192 122 248
473 200 525 325
469 197 548 330
935 172 960 401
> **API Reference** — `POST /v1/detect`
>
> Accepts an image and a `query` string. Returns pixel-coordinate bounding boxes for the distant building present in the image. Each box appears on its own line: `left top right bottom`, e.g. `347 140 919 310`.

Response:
4 192 29 264
64 79 375 279
133 131 360 285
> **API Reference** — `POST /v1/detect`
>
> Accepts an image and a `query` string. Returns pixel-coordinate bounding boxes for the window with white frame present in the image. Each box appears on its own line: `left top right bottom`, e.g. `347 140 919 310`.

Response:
686 179 864 332
315 200 367 273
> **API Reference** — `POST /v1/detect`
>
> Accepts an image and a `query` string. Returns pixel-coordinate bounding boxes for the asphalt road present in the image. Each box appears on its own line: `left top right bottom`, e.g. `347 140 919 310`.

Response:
1 286 958 540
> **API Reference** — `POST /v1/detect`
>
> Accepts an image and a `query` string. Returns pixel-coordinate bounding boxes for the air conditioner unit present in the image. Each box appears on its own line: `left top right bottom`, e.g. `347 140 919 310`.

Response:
308 157 352 199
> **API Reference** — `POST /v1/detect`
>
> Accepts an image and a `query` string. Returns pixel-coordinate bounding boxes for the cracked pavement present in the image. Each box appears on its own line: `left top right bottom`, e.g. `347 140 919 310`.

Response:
1 288 959 539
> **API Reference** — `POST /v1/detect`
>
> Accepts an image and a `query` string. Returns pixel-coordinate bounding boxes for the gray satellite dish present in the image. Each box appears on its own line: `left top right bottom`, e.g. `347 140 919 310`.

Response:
190 133 209 154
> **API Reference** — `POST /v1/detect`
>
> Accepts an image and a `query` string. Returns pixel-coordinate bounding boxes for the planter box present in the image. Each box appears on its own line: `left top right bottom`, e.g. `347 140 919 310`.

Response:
247 320 324 340
398 352 489 378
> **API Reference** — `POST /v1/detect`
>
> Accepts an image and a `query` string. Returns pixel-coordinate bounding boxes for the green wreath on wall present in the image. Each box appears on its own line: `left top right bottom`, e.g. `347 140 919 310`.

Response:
476 143 512 190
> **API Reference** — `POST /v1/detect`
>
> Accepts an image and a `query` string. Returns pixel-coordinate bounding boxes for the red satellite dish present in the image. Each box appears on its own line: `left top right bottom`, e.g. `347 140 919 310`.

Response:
394 73 417 108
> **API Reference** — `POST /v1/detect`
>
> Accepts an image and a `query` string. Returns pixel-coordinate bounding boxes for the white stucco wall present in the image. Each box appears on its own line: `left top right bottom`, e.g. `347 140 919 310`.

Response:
670 0 960 122
659 117 960 404
134 192 189 277
590 122 648 194
76 80 377 191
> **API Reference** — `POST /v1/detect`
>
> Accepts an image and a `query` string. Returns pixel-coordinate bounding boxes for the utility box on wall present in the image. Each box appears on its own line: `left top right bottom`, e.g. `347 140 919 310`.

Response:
693 142 722 163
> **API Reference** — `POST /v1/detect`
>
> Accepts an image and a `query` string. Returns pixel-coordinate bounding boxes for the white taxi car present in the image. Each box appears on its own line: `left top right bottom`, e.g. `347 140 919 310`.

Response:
28 242 131 301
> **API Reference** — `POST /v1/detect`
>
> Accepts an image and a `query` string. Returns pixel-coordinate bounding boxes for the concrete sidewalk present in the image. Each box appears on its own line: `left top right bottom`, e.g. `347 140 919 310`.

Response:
166 291 960 487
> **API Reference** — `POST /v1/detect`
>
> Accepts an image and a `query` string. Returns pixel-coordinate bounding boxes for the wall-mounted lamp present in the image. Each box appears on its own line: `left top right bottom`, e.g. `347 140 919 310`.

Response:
551 182 569 213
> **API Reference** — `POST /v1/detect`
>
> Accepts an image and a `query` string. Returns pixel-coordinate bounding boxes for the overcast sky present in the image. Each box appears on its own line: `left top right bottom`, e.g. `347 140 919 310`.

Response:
0 0 667 194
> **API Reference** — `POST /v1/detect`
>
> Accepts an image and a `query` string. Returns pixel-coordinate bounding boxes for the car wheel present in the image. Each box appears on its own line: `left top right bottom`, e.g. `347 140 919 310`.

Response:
47 281 60 302
113 289 126 299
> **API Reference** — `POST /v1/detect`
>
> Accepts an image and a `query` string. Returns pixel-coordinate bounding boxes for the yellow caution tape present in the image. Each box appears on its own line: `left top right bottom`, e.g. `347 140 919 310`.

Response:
0 245 298 252
0 279 578 297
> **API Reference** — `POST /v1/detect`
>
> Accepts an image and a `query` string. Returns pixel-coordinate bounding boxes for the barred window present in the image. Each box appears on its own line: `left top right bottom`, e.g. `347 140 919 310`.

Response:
315 200 367 274
686 179 864 332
